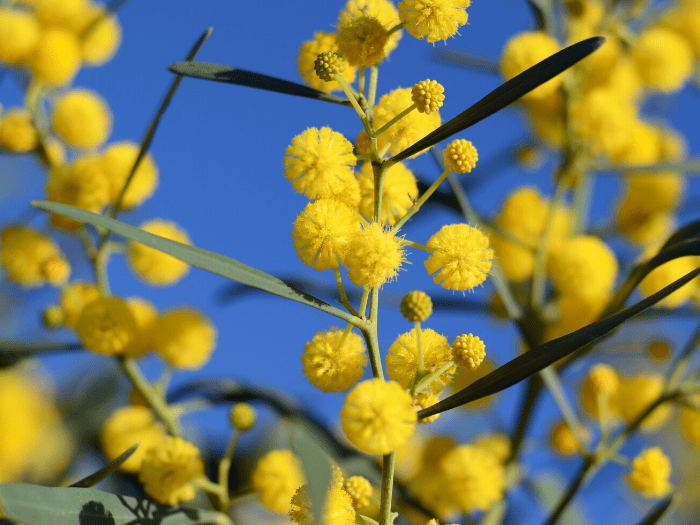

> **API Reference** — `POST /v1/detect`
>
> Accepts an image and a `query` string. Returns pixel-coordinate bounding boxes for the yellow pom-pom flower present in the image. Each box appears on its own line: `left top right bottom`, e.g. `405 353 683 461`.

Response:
451 333 485 370
101 141 159 208
251 449 306 514
127 219 191 286
292 199 362 271
344 476 373 508
440 444 505 513
34 0 89 27
412 79 445 114
314 51 346 81
424 223 494 291
443 138 478 174
357 162 418 225
338 0 402 57
587 363 619 396
28 27 82 86
229 402 256 432
345 222 405 288
76 4 122 66
289 466 355 525
1 226 69 287
631 27 693 94
76 296 138 355
138 436 204 505
680 402 700 450
52 89 112 149
59 281 100 328
121 297 158 358
612 374 671 432
151 308 217 370
550 421 584 456
414 391 440 423
0 108 38 153
302 328 367 393
473 432 511 463
100 405 166 472
400 290 433 322
341 378 417 454
398 0 470 43
500 31 562 100
298 32 357 93
639 255 698 309
387 328 454 394
336 15 389 67
284 127 357 200
626 447 672 498
0 8 40 65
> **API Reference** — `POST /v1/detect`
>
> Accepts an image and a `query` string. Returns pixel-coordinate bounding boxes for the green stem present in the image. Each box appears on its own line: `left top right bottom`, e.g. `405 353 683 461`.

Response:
398 239 431 252
373 162 389 223
375 104 415 138
539 366 588 452
392 168 451 232
334 267 359 317
378 451 396 525
217 430 240 512
413 360 456 396
335 73 366 120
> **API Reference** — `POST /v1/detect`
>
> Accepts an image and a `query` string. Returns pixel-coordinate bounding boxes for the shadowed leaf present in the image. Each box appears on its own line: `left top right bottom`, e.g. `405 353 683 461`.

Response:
636 496 674 525
167 62 352 106
289 425 333 525
0 340 82 354
70 443 140 488
389 36 605 163
526 0 551 30
430 48 500 74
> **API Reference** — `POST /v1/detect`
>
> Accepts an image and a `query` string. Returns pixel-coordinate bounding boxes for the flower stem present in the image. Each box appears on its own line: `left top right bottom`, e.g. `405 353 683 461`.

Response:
334 267 359 317
335 73 367 120
392 168 451 232
375 104 415 139
217 430 240 512
378 451 396 525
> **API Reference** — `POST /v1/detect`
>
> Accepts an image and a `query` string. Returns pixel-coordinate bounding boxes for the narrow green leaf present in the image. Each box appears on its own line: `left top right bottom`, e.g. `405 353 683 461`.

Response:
31 201 356 324
167 62 352 107
594 158 700 174
0 483 231 525
70 443 140 488
526 0 553 30
389 36 605 163
289 425 333 525
0 340 82 354
430 48 500 74
417 266 700 419
635 496 674 525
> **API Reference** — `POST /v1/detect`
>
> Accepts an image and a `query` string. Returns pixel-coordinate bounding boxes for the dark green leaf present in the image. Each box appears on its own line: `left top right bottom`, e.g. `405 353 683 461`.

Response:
430 48 500 74
418 266 700 419
0 483 231 525
526 0 551 30
0 340 82 354
635 496 674 525
167 62 352 107
389 36 605 163
31 201 355 324
289 425 333 525
70 443 140 488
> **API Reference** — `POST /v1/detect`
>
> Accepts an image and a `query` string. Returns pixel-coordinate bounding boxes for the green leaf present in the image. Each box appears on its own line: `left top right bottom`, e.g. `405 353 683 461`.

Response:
167 62 352 107
417 266 700 419
0 340 82 354
289 424 333 525
31 201 356 324
635 496 674 525
594 158 700 174
0 483 231 525
389 36 605 163
430 48 499 74
526 0 553 30
69 443 140 488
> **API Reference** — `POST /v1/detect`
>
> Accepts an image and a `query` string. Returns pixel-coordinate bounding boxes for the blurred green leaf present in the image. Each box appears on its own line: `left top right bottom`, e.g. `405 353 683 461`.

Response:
0 483 232 525
70 443 140 488
289 424 333 525
635 496 674 525
31 201 356 324
594 158 700 174
0 340 82 354
430 48 500 74
167 62 352 107
389 36 605 163
526 0 552 30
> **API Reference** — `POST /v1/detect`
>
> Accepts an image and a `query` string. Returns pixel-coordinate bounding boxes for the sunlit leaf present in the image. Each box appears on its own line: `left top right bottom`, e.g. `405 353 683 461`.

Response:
70 444 140 488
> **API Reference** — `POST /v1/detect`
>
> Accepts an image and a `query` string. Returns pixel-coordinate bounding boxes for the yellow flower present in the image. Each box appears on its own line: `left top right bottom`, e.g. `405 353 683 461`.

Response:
345 222 405 288
398 0 470 43
101 141 159 208
440 444 505 512
386 328 454 394
251 449 306 514
473 433 511 463
680 403 700 450
0 8 40 65
412 79 445 114
632 27 693 93
341 378 417 454
75 3 121 66
34 0 89 27
451 333 485 371
76 296 138 355
284 127 357 200
151 308 217 370
138 436 204 505
289 466 355 525
424 223 493 291
100 405 166 472
336 15 389 67
639 255 698 309
500 31 562 100
229 403 256 432
357 162 418 225
443 138 478 174
612 374 672 432
1 226 69 287
400 290 433 322
414 391 440 423
292 199 362 271
122 297 158 358
338 0 402 57
344 476 373 508
302 327 367 393
59 281 100 328
28 26 82 86
626 447 672 498
52 89 112 149
314 51 347 82
550 421 584 456
127 219 191 286
0 108 38 153
298 32 357 93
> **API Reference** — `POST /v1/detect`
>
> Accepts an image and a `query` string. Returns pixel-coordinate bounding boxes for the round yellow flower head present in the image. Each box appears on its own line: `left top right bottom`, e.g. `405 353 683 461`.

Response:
34 0 89 27
680 402 700 450
302 327 367 392
121 297 158 358
251 449 306 514
100 405 166 472
412 79 445 115
101 141 159 208
443 138 478 174
138 436 204 505
289 466 355 525
631 27 693 94
473 432 511 463
386 328 454 394
550 420 584 456
43 304 65 328
151 308 217 370
370 87 442 157
338 0 402 57
336 15 389 67
76 4 122 66
59 281 99 328
341 378 417 454
400 290 433 322
424 223 494 291
1 226 69 287
0 108 38 153
612 373 671 432
46 155 111 229
661 4 700 55
565 0 604 27
344 475 372 508
398 0 470 43
616 202 675 247
229 402 256 432
451 333 485 371
414 392 440 423
345 222 405 288
626 447 672 498
298 32 357 93
76 296 138 355
612 118 663 166
548 235 617 301
314 51 346 82
292 199 362 271
639 255 697 309
28 27 82 86
647 340 670 360
127 219 191 286
284 127 357 200
41 137 67 167
0 8 40 65
587 363 619 396
52 89 112 149
440 444 505 513
357 162 418 225
500 31 562 100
